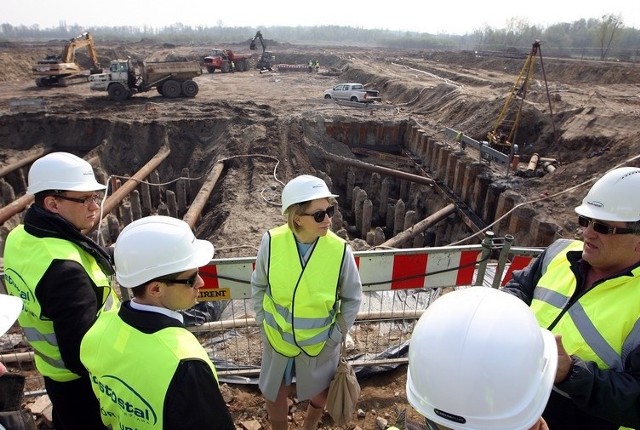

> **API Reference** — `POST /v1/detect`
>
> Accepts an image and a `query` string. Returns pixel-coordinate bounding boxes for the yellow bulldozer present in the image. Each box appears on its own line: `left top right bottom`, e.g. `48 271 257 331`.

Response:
32 32 102 87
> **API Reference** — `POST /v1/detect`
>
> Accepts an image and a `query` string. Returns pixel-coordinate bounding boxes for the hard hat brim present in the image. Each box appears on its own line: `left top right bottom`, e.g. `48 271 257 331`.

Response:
0 294 23 337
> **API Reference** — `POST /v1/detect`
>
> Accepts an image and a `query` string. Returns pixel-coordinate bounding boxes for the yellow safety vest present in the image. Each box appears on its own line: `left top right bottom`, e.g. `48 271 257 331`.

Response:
80 310 218 429
262 224 346 357
3 225 118 382
531 239 640 371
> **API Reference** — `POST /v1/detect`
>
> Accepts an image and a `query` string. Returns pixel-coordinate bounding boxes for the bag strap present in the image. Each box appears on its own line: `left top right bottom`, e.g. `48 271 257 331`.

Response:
337 313 348 357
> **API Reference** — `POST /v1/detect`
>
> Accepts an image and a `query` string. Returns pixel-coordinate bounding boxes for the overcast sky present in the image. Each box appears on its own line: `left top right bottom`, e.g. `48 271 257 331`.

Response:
3 0 638 35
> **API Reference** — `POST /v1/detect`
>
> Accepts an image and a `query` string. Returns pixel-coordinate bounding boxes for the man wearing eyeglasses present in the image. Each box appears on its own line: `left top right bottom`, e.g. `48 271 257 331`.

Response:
80 215 235 430
3 152 118 430
502 166 640 430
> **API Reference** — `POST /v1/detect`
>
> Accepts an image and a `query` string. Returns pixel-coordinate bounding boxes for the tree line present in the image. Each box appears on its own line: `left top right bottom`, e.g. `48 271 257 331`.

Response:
1 14 638 61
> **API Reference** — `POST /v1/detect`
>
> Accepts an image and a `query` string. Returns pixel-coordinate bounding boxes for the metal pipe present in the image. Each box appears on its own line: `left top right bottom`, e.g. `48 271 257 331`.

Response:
379 203 456 248
527 153 540 171
0 194 33 224
183 161 225 229
321 151 435 187
0 148 50 180
88 142 171 233
190 309 428 333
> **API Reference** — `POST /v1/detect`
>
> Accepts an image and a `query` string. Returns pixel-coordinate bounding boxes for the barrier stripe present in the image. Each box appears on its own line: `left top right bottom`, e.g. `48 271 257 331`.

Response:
195 247 520 299
457 250 481 285
391 253 428 290
357 249 481 291
500 255 534 286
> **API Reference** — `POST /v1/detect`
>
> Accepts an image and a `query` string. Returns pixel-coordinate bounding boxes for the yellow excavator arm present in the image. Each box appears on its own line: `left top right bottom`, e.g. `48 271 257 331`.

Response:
60 32 100 70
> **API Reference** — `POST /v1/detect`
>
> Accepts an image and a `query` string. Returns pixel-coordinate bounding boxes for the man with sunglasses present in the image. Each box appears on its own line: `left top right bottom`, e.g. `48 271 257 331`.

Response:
502 166 640 430
80 215 234 429
3 152 118 430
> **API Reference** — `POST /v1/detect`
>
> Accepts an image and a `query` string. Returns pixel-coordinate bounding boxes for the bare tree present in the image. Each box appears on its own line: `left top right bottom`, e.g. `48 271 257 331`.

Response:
597 14 624 60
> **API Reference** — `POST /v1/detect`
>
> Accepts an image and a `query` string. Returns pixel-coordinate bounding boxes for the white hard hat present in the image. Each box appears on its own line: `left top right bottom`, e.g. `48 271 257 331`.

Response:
27 152 107 195
280 175 338 215
114 216 214 288
406 287 557 430
575 167 640 222
0 294 23 337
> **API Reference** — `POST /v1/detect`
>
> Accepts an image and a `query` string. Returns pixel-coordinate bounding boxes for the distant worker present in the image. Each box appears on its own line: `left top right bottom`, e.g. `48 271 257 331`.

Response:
401 287 557 430
231 61 236 73
308 60 313 73
80 215 235 430
503 166 640 430
3 151 117 430
314 60 320 73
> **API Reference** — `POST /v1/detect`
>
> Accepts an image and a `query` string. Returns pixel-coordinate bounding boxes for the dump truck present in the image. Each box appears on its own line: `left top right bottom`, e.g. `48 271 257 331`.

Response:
203 48 252 73
89 59 202 101
32 32 102 87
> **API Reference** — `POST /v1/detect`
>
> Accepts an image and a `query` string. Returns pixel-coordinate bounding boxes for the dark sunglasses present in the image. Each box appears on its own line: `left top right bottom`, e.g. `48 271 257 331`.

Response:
301 205 335 223
54 193 103 207
156 271 199 288
578 215 636 235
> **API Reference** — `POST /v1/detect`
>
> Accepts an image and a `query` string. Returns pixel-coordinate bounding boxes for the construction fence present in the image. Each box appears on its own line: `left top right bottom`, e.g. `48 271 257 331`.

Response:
0 233 544 394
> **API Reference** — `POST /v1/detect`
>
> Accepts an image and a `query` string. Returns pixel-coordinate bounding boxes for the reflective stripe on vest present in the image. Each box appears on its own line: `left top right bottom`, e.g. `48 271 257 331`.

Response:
80 310 218 430
3 224 118 382
262 225 346 357
531 239 640 370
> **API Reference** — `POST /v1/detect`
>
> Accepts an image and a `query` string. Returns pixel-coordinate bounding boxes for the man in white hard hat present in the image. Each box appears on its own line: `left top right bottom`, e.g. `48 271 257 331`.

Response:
399 287 557 430
80 215 234 430
3 152 118 430
503 166 640 430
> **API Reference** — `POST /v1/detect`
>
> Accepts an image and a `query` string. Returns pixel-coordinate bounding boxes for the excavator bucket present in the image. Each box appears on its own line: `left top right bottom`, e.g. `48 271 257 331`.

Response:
249 40 257 50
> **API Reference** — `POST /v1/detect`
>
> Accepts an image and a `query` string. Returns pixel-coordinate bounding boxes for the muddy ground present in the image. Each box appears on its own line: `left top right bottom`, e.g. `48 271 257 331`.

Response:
1 38 640 429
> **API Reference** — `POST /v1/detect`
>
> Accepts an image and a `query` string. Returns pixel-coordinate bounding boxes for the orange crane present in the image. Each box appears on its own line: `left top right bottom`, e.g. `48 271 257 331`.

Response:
487 40 557 156
32 32 102 87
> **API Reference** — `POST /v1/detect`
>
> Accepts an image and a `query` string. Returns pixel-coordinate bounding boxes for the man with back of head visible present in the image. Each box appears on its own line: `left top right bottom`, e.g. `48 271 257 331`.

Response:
80 215 234 430
503 166 640 430
398 287 556 430
3 152 118 430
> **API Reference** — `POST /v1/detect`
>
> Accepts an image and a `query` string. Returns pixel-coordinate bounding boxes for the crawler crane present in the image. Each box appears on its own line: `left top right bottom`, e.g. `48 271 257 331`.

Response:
487 40 557 156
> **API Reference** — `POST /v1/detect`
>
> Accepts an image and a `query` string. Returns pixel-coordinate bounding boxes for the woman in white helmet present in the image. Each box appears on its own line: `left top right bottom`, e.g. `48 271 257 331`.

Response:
80 215 234 430
251 174 362 430
403 287 557 430
3 151 117 430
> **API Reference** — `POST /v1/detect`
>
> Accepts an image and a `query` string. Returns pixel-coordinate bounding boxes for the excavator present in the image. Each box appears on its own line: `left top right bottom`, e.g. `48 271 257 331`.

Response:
249 31 275 71
32 32 102 87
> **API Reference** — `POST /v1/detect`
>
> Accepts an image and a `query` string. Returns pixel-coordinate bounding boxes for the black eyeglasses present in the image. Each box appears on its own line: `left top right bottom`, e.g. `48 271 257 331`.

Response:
54 193 103 207
301 205 335 223
156 271 199 288
578 215 636 235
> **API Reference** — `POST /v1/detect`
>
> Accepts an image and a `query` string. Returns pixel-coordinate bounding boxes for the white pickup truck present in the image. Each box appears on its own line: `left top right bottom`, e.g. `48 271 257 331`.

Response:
323 83 381 103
